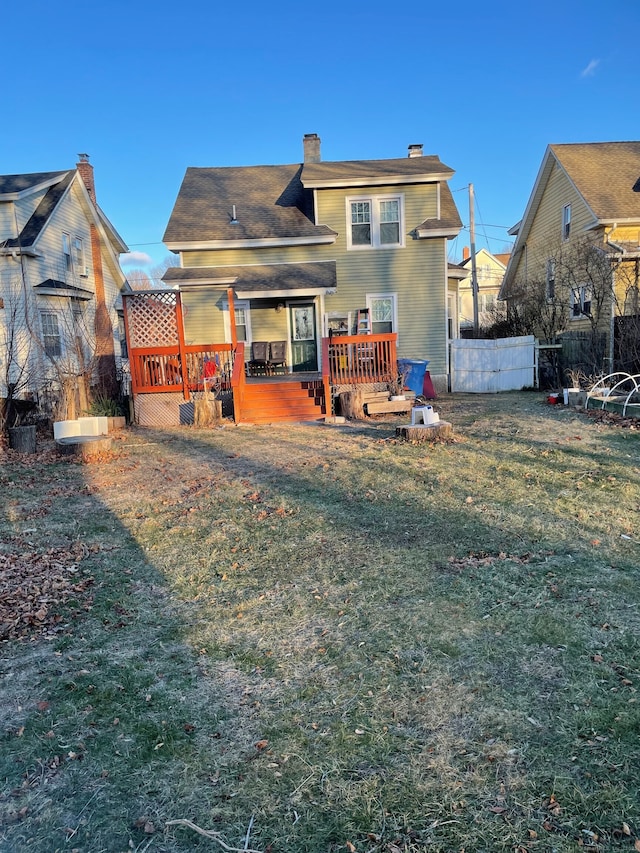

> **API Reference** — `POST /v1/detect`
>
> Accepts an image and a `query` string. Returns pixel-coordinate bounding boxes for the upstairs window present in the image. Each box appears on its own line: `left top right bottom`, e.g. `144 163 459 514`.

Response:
546 258 556 300
347 195 404 249
73 237 86 275
562 204 571 241
62 233 72 271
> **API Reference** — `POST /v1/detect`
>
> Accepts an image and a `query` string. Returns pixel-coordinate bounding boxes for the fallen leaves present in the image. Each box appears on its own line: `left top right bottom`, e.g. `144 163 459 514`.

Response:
0 541 93 641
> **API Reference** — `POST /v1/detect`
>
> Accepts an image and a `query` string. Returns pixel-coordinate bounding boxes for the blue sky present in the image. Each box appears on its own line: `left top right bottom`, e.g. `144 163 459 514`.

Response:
4 0 638 272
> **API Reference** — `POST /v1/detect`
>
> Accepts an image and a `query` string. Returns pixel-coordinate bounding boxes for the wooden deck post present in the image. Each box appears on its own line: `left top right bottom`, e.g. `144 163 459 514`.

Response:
175 292 190 401
227 288 237 347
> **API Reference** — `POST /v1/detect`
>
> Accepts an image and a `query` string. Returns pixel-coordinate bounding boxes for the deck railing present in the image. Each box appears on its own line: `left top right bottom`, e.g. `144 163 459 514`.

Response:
129 343 235 398
322 333 397 384
321 332 397 416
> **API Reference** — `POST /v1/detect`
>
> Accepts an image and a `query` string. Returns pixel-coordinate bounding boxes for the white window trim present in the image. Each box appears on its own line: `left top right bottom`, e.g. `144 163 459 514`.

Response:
73 236 88 276
366 293 398 336
570 284 592 319
41 310 63 357
562 204 571 241
223 299 252 345
323 310 352 337
346 193 405 250
546 258 556 301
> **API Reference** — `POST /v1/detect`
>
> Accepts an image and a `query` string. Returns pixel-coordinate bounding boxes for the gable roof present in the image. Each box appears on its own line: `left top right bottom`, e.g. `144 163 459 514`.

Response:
164 152 460 247
501 141 640 298
164 164 336 245
0 170 69 198
0 166 128 263
550 142 640 222
0 171 75 249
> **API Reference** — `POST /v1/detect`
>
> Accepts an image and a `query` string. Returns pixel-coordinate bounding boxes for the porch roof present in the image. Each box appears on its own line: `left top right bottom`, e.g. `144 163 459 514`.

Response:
163 261 337 298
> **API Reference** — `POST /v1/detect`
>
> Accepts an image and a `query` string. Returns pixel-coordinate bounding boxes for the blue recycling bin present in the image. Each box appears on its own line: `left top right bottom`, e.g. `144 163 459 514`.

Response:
397 359 429 397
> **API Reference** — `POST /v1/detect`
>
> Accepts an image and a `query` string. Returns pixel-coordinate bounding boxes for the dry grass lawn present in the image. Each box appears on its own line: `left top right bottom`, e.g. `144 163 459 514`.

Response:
1 391 639 853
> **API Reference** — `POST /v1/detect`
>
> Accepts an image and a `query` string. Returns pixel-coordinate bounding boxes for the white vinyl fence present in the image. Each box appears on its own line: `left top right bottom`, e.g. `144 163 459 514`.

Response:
451 336 537 393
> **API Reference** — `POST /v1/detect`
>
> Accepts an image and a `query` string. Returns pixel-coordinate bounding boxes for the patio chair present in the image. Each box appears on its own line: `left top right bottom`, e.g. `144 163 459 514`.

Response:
267 340 287 373
247 341 270 375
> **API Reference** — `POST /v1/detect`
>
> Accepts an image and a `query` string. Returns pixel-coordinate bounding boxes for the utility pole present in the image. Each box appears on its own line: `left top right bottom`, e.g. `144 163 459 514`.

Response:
469 183 479 336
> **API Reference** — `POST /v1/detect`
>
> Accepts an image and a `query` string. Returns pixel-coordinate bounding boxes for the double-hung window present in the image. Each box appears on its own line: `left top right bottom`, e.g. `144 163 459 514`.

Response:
347 195 404 249
41 312 62 357
223 299 251 343
546 258 556 301
570 284 592 318
562 204 571 241
73 237 86 275
367 294 397 334
62 233 72 272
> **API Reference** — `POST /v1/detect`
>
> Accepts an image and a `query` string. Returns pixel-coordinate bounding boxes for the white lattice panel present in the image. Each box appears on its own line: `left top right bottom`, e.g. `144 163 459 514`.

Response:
134 392 188 427
126 293 180 348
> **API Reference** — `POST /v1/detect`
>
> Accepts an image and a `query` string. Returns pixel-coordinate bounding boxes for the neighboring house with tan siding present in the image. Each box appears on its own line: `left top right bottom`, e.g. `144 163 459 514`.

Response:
0 156 129 423
458 247 509 332
162 135 462 390
500 142 640 373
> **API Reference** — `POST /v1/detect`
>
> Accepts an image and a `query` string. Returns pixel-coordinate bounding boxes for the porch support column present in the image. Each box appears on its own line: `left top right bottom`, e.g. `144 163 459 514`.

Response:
227 288 237 347
175 292 190 400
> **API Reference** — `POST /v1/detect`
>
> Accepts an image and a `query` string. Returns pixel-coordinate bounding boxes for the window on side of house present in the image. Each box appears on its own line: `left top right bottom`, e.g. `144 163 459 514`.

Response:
347 195 404 249
62 233 72 272
562 204 571 241
223 300 251 344
41 311 62 357
73 237 86 275
570 284 592 318
366 294 397 334
546 258 556 300
118 315 128 358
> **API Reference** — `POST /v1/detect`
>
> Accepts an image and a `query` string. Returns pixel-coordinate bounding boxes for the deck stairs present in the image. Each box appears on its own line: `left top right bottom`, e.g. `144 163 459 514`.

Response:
237 378 326 424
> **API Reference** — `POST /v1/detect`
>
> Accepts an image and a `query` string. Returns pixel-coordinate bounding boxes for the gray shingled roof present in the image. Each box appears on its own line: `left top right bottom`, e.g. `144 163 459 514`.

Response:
416 183 462 233
0 170 69 196
0 171 74 249
301 155 454 187
163 164 336 244
551 142 640 221
163 261 337 293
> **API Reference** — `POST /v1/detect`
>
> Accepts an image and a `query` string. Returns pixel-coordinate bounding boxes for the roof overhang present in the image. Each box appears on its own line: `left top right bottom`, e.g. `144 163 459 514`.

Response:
416 227 462 239
166 234 336 252
301 173 451 190
0 174 68 202
34 279 93 300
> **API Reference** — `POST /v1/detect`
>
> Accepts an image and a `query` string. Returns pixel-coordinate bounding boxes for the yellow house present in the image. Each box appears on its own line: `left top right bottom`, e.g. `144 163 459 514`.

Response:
500 142 640 374
458 247 509 332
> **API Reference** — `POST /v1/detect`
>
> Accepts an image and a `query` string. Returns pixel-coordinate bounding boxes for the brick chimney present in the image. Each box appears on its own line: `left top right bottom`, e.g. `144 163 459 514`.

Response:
462 246 470 260
303 133 321 164
76 153 96 205
408 144 423 158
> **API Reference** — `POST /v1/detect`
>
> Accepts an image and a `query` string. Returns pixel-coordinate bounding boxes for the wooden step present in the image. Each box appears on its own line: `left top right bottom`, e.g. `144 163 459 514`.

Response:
237 380 325 424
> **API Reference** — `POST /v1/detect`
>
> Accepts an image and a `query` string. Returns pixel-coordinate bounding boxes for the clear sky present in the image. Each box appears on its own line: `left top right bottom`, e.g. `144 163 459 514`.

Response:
4 0 638 274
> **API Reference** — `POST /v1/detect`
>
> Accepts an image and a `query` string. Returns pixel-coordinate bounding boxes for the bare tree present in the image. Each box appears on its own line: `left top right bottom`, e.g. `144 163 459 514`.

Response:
0 273 39 432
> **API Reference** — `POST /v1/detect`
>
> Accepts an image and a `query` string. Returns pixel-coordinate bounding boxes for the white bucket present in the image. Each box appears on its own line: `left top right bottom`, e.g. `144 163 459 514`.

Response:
54 420 81 440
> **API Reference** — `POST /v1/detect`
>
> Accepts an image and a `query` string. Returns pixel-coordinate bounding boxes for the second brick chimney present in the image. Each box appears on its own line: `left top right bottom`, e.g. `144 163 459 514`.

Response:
76 153 96 205
303 133 321 164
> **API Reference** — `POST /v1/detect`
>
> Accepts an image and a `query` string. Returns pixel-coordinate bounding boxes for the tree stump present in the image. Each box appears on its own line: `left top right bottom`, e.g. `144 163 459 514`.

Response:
8 425 37 453
56 435 113 460
396 421 453 442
